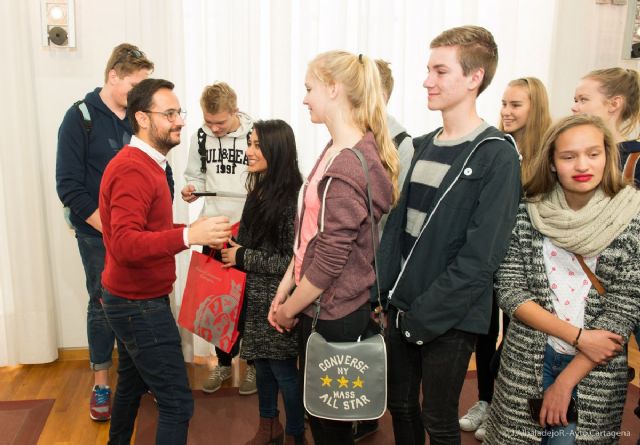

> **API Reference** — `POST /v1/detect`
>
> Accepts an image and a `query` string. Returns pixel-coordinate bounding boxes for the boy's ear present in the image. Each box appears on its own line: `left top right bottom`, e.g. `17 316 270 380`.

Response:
468 67 485 92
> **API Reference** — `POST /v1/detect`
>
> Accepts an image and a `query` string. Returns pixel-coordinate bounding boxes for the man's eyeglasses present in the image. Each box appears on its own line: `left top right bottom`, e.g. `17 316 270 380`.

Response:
111 49 145 70
144 109 187 122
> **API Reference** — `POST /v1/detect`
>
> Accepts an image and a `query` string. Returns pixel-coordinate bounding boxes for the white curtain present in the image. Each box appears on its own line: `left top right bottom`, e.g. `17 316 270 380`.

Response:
175 0 558 358
0 0 632 364
0 0 58 366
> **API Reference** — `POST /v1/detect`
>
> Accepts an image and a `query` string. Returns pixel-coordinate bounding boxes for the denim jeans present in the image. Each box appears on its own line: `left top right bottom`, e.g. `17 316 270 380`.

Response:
102 289 194 445
541 344 578 445
254 358 305 436
76 232 115 371
386 308 477 445
298 304 371 445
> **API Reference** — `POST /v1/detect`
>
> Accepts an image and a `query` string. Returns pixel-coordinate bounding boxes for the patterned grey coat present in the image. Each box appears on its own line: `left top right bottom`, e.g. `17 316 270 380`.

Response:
484 203 640 445
237 204 298 361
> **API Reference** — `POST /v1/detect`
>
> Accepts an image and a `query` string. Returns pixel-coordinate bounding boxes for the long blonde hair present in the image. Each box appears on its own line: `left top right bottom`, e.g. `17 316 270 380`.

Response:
583 68 640 138
309 51 399 203
524 114 625 200
499 77 552 184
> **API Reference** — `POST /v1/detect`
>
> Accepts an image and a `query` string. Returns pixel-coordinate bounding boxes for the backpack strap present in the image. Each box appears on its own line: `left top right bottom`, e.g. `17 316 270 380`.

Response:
73 100 92 135
623 152 640 184
392 131 410 149
197 128 207 173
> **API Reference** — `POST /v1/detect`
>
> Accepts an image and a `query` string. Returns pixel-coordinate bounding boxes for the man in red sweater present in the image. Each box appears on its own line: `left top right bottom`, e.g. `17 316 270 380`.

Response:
99 78 231 445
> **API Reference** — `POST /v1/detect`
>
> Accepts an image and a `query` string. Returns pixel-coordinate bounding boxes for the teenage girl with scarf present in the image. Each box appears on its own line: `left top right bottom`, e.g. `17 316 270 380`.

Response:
484 114 640 444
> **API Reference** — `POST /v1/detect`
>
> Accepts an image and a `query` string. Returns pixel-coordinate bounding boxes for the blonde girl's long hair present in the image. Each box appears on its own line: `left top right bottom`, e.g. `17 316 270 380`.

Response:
583 68 640 138
309 51 399 204
499 77 552 184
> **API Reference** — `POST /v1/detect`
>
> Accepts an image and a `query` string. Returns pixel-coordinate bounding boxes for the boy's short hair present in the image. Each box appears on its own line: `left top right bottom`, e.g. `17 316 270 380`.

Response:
104 43 154 83
375 59 394 101
200 82 238 114
430 25 498 96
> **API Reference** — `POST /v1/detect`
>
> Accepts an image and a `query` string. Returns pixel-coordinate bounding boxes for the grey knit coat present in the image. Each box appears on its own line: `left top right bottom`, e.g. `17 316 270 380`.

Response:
237 204 298 361
484 203 640 445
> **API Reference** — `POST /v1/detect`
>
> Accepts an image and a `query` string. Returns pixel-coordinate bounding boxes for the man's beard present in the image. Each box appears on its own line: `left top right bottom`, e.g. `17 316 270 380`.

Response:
150 119 181 154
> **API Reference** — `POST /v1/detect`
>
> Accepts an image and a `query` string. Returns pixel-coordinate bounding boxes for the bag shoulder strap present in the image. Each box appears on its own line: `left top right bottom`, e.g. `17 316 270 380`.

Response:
623 152 640 183
574 254 605 296
312 147 383 331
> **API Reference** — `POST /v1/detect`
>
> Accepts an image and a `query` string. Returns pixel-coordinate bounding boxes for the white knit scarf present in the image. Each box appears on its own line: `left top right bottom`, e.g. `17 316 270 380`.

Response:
527 185 640 257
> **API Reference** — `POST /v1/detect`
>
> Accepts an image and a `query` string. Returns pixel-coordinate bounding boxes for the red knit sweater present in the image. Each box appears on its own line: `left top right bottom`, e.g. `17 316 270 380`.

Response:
100 146 186 299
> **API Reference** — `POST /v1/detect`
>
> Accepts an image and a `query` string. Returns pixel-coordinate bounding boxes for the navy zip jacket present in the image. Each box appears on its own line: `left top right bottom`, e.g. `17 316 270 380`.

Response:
377 126 521 344
56 88 133 236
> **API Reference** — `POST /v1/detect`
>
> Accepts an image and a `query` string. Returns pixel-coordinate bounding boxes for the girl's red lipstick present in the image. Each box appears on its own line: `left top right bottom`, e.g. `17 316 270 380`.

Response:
572 174 593 182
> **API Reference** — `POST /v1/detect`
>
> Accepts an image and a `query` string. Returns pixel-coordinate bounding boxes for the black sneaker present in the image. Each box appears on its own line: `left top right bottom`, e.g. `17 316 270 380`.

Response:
353 420 379 442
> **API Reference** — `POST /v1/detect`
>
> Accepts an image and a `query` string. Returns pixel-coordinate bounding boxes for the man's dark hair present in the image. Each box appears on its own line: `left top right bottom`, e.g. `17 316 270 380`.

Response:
127 78 175 133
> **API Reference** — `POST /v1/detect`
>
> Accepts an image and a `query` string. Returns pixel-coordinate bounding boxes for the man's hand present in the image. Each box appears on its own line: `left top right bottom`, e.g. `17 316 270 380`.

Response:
86 209 103 233
188 216 231 249
181 184 198 203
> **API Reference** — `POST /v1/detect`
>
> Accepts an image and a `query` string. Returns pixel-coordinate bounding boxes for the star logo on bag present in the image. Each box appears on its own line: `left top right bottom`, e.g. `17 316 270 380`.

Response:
337 376 349 388
320 375 332 387
352 376 364 388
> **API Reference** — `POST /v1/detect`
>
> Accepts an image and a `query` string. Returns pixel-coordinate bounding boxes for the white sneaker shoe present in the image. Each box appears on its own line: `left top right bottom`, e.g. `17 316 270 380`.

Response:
202 365 232 394
459 400 490 432
474 418 488 441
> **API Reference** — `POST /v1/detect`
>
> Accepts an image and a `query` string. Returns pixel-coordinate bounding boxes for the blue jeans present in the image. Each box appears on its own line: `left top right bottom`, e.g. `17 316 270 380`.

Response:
102 290 194 445
541 344 578 445
386 307 477 445
254 358 305 436
76 232 115 371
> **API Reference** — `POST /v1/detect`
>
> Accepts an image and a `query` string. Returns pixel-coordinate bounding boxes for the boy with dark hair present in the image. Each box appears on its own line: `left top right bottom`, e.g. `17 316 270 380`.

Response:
100 78 231 444
55 43 154 421
378 25 521 444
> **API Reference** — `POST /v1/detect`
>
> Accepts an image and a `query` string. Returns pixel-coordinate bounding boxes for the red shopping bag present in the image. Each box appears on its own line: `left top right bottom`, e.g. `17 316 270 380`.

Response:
178 250 246 353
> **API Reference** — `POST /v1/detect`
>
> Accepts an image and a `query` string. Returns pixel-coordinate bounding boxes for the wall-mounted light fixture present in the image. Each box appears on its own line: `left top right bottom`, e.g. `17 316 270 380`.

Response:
40 0 76 47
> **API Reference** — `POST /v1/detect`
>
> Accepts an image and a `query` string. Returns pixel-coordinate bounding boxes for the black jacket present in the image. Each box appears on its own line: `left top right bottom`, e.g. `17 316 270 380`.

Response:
56 88 133 236
377 125 521 344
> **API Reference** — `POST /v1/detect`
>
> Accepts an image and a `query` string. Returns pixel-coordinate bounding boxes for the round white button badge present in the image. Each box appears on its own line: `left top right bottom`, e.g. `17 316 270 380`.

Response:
405 331 411 338
463 167 473 176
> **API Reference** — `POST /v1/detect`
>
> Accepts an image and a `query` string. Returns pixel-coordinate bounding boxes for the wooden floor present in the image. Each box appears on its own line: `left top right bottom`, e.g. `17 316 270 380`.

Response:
0 338 638 445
